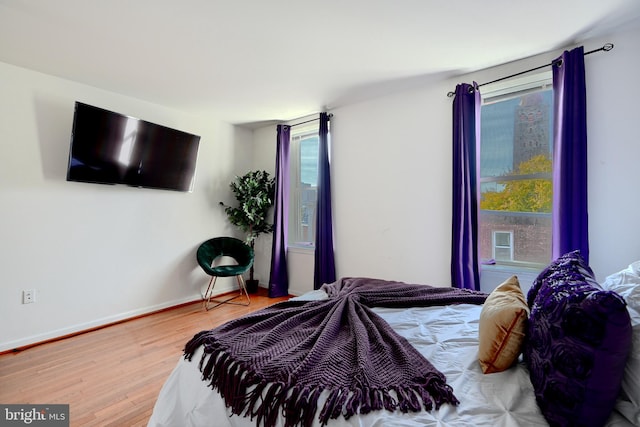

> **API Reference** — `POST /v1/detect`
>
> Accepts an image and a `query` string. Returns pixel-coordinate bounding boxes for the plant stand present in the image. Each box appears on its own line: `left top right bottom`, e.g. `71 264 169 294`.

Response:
245 279 259 294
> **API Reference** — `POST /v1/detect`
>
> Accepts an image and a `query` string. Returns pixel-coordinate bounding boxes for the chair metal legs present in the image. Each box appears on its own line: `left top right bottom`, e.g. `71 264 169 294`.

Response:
203 274 251 310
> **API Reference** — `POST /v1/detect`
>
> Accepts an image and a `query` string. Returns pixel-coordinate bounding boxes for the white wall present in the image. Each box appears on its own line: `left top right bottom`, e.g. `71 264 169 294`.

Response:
330 80 455 286
582 30 640 283
0 62 252 352
251 26 640 295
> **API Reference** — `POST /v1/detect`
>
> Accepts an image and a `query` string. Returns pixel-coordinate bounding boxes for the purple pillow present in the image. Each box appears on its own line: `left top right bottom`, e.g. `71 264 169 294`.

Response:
526 249 594 308
523 250 632 427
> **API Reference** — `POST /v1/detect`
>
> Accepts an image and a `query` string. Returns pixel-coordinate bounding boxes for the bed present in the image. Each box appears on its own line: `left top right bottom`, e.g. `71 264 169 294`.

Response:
148 252 640 427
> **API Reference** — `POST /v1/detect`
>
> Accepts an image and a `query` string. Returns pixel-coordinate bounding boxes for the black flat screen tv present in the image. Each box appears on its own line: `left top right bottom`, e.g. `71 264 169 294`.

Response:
66 102 201 192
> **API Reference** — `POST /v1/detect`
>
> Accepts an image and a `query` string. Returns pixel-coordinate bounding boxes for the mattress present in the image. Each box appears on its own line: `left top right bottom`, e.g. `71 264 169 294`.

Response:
148 292 633 427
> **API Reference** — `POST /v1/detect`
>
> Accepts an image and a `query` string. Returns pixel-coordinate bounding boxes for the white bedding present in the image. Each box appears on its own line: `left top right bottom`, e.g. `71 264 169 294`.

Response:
148 295 633 427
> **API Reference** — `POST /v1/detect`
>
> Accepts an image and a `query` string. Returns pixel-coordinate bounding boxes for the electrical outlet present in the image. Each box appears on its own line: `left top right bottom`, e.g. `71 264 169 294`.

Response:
22 289 36 304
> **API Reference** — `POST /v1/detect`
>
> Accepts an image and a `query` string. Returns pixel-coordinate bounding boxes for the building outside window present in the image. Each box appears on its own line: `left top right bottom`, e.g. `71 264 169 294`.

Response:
479 73 553 270
289 123 319 248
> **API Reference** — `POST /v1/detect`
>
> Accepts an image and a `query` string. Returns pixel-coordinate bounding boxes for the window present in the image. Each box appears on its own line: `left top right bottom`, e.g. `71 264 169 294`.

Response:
479 73 553 268
289 123 319 248
492 231 513 262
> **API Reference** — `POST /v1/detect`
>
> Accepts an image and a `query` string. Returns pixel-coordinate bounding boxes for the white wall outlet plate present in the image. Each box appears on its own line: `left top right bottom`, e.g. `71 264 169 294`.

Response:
22 289 36 304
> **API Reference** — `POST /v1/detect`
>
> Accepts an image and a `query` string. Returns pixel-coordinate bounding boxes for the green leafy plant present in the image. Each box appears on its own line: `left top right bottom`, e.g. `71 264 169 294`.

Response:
220 170 276 284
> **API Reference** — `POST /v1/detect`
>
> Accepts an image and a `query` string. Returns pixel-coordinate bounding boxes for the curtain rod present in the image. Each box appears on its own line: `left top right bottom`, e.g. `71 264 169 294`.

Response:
287 113 333 128
446 43 614 97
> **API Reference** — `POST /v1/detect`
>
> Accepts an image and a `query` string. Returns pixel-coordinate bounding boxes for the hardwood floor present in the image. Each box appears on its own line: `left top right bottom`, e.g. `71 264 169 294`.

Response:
0 289 290 426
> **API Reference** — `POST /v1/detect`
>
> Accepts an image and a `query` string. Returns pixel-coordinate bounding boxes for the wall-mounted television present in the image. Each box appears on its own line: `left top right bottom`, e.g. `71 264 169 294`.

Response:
66 102 201 192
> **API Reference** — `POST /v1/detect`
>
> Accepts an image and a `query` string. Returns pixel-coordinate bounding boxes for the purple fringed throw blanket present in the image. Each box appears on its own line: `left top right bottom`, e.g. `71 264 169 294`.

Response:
184 277 487 427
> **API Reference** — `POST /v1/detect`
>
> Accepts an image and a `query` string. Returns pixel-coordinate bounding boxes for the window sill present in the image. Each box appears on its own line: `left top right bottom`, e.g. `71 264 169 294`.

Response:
480 263 543 295
481 263 543 275
287 245 315 255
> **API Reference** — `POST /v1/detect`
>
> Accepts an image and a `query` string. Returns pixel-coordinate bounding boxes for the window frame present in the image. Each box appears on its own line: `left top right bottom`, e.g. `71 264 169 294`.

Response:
479 71 553 271
288 122 320 250
492 230 514 262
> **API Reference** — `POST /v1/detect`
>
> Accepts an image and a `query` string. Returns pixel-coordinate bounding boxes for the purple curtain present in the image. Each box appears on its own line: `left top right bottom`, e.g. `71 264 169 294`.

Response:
451 83 481 290
314 112 336 289
552 47 589 263
268 125 290 297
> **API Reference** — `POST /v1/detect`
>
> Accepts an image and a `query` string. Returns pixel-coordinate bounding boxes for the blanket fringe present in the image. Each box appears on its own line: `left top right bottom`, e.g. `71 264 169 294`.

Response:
281 386 322 427
191 345 459 427
316 381 457 425
415 375 459 409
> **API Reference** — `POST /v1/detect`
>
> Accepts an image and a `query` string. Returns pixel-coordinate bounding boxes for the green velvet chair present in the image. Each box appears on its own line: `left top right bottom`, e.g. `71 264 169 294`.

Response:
197 237 254 310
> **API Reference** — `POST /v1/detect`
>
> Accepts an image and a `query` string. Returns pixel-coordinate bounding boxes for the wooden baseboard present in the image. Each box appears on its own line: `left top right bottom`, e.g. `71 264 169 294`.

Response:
1 298 208 355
